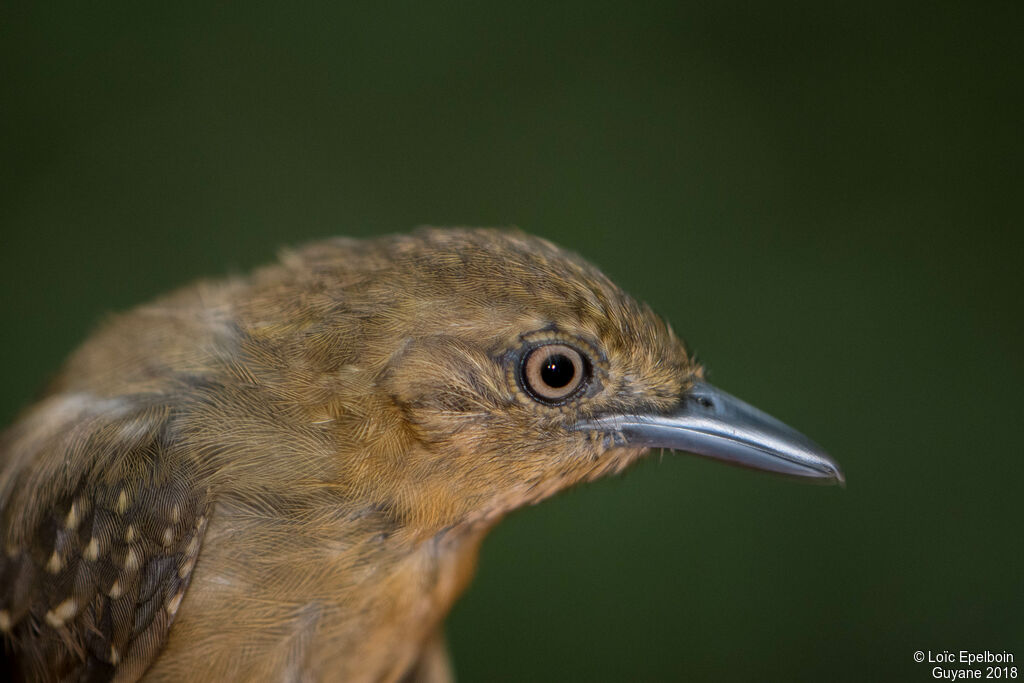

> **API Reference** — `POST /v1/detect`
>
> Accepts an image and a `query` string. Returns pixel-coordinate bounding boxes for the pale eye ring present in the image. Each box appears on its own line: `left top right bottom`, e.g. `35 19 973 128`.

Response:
520 343 590 404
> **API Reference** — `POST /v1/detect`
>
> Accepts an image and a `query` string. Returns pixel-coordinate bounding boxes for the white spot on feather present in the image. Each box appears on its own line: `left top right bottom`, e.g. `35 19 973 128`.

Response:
45 598 78 627
166 591 184 616
178 554 196 579
116 489 129 514
64 502 80 530
123 547 141 571
46 550 62 574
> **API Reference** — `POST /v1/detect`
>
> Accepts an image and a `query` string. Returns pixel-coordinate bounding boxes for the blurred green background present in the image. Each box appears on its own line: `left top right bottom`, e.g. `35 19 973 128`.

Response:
2 3 1021 681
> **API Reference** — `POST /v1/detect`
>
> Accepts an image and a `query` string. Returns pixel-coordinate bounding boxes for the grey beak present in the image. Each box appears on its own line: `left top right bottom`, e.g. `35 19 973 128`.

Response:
578 381 844 484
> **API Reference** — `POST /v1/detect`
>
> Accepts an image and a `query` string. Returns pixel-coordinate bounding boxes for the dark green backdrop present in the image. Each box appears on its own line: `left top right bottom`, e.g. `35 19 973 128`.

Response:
2 3 1020 681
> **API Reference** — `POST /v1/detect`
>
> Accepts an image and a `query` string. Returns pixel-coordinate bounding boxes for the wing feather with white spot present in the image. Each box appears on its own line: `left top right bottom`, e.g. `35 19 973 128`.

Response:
0 392 210 683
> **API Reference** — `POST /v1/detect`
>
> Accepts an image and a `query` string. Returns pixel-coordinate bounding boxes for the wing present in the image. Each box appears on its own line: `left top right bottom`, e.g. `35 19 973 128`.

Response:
0 392 210 683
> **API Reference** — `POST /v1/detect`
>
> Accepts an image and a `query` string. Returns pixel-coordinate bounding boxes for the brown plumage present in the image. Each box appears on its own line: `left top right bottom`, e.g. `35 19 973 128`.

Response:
0 228 840 681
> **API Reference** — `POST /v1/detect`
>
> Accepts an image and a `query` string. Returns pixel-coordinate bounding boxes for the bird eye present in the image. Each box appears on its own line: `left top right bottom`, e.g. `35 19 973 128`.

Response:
520 343 590 404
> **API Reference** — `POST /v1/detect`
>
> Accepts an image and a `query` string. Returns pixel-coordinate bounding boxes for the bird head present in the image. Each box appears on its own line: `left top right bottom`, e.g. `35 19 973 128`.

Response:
230 228 842 533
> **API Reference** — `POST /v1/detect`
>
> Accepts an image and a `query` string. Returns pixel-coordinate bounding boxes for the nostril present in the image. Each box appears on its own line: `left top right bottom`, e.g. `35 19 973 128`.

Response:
695 396 714 409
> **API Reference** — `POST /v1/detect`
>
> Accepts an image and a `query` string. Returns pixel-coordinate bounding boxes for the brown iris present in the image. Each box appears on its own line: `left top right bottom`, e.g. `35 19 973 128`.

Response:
520 343 589 404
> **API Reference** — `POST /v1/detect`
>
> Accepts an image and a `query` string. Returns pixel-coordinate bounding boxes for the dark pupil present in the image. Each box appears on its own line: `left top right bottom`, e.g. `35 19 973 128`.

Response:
540 353 576 388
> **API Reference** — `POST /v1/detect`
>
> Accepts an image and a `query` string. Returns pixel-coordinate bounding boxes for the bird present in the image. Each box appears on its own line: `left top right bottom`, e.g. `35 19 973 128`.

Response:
0 228 842 682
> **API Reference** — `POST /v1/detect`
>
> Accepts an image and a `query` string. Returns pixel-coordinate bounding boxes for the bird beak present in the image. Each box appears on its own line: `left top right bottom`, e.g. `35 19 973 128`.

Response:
577 381 844 484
